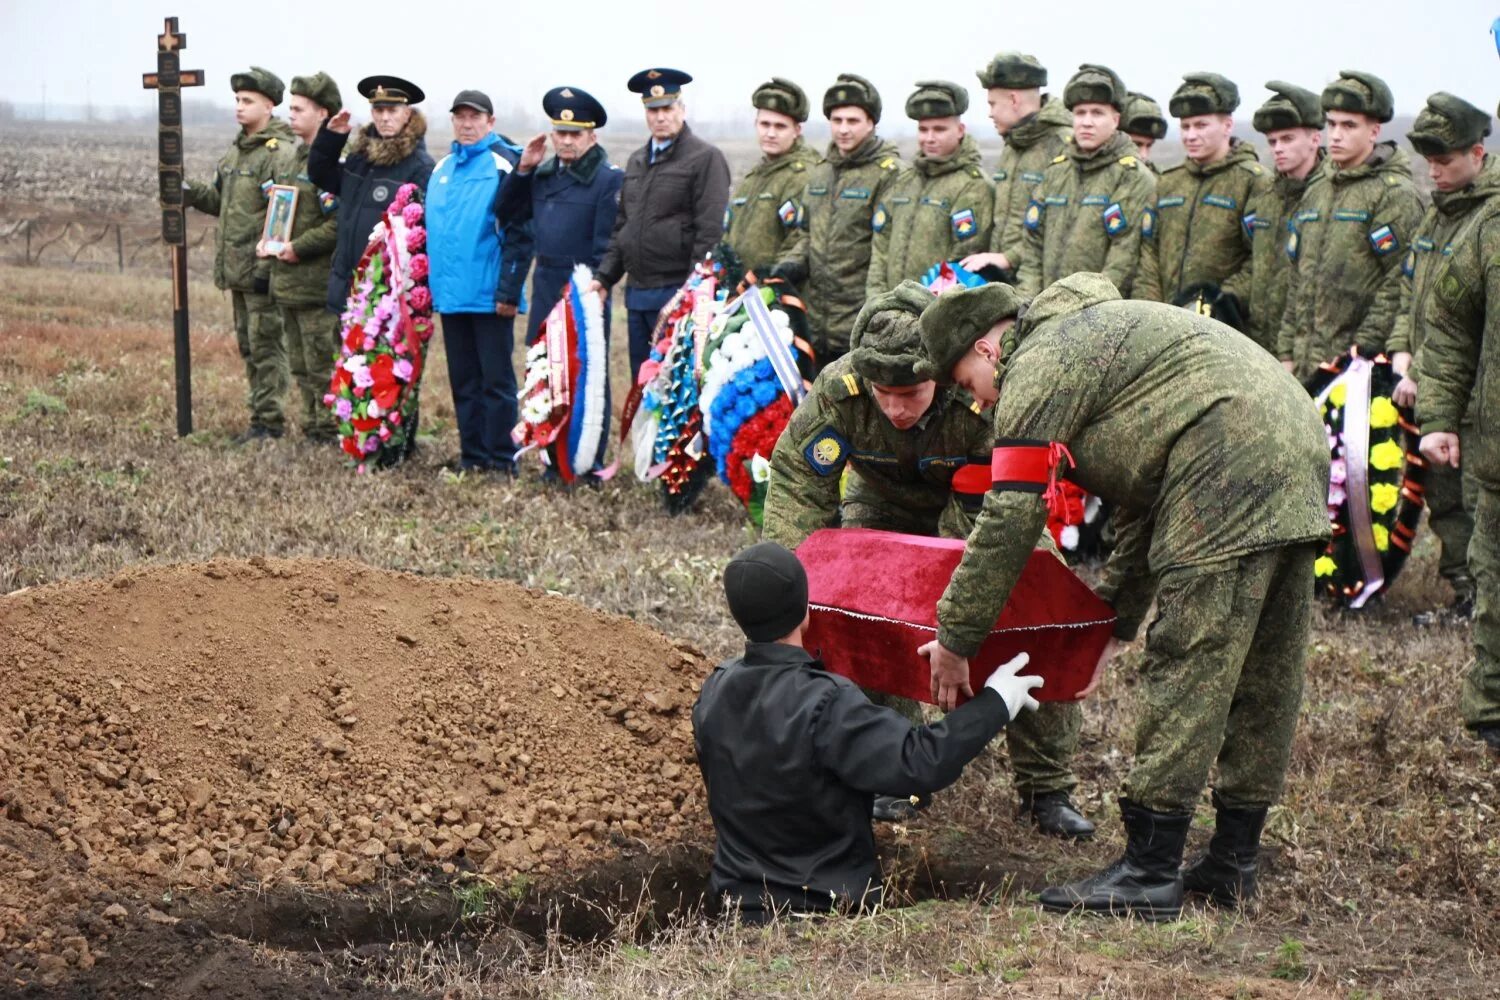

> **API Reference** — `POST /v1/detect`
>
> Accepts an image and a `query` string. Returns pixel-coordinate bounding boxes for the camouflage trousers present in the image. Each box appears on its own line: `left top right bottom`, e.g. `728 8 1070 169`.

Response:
1125 544 1317 813
280 305 340 441
1425 449 1477 595
231 290 288 432
1462 483 1500 731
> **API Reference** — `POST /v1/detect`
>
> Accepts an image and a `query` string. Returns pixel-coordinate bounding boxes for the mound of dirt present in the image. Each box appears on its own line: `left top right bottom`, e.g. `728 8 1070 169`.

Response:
0 558 713 934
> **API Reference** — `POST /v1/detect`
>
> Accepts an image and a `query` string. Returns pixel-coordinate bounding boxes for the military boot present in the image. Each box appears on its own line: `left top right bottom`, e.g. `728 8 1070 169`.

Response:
1181 791 1269 906
1020 790 1096 840
1038 798 1189 921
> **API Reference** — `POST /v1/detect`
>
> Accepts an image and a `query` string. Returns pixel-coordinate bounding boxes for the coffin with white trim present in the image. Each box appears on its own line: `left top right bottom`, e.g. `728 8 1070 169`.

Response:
797 527 1116 704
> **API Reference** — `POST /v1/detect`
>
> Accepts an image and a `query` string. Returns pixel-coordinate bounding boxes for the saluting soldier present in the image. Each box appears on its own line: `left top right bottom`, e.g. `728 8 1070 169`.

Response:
916 274 1330 919
186 66 294 442
1135 73 1272 330
1277 70 1423 379
865 81 992 298
591 68 731 380
769 74 903 368
1015 64 1155 299
1121 92 1168 173
724 79 820 276
265 72 342 442
762 282 1094 838
1243 82 1326 354
1389 95 1497 626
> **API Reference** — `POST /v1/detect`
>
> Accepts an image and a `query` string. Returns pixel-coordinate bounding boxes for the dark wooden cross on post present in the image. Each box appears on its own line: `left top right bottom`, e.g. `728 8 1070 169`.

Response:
142 16 204 437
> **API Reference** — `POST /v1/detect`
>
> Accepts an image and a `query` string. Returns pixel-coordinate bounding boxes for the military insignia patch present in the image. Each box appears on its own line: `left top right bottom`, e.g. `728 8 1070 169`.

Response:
838 187 869 199
872 204 888 233
803 427 849 476
1024 200 1042 231
1021 171 1045 183
1334 208 1372 223
1081 194 1109 206
1142 207 1155 239
1368 224 1399 256
778 199 800 227
1202 193 1237 211
951 208 977 240
1415 237 1435 251
1158 196 1186 209
259 179 274 198
1401 249 1415 278
992 169 1008 181
1286 229 1300 262
1103 203 1127 236
1242 212 1258 239
319 191 338 214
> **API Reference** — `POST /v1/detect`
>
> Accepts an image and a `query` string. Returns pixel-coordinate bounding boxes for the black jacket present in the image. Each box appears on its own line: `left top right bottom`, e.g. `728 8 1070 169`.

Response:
308 113 437 312
691 642 1011 914
595 123 730 290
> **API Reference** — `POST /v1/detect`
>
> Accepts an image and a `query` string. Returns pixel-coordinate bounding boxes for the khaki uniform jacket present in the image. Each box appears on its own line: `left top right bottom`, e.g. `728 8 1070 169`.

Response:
724 137 821 276
866 135 993 298
265 141 340 309
187 119 297 292
1243 154 1324 353
989 98 1073 270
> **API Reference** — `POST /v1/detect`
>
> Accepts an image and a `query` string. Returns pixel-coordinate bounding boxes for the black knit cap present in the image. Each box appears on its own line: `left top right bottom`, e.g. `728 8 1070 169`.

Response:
724 542 809 643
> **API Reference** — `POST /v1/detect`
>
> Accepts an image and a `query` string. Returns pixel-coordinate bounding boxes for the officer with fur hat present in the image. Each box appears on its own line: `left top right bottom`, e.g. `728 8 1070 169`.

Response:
770 74 904 367
865 81 993 298
186 66 295 442
1277 70 1423 377
692 540 1042 922
1243 81 1325 354
724 78 821 275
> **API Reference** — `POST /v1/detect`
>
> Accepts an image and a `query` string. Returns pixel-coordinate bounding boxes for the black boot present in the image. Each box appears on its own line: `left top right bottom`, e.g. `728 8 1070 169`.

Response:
1181 791 1268 906
1020 790 1096 840
1038 798 1189 921
872 794 929 823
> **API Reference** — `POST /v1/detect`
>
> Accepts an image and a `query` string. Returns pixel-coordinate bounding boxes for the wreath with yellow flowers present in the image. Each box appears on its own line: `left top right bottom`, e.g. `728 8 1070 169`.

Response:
1306 354 1426 608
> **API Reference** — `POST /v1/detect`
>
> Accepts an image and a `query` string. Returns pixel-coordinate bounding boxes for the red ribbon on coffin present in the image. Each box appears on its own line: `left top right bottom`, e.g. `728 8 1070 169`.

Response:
798 528 1117 704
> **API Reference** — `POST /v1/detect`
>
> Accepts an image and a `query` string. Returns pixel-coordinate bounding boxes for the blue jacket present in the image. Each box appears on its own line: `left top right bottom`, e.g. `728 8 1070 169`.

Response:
497 143 623 271
425 131 534 314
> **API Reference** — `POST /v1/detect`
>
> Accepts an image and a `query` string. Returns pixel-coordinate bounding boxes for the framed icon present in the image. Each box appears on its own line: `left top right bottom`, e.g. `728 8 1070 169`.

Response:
259 184 299 254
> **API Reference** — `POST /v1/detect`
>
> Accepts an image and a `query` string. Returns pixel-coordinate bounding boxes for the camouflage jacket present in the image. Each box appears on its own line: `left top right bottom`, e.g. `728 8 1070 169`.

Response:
265 140 340 309
935 274 1330 654
1136 139 1272 303
866 135 993 298
1276 142 1425 376
775 136 903 357
186 118 297 291
989 98 1072 269
1417 198 1500 488
1016 131 1156 299
1243 154 1324 353
762 355 993 550
1390 155 1500 366
724 137 821 276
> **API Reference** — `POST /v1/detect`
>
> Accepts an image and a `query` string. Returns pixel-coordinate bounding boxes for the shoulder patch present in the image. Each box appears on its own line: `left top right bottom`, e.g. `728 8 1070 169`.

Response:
1118 154 1138 168
1241 212 1258 238
1286 228 1300 261
1368 224 1399 256
839 373 861 398
803 426 850 476
778 199 801 228
1142 206 1156 239
1024 200 1043 230
1103 202 1127 236
1401 249 1415 278
951 207 978 240
872 203 889 233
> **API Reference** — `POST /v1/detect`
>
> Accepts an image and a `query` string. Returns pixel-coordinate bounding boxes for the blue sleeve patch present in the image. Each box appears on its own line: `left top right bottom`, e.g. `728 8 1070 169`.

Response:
1103 202 1127 236
319 190 339 214
1401 249 1415 278
1141 207 1156 240
951 208 978 240
1024 200 1043 231
803 426 850 476
1286 228 1300 262
1369 224 1399 256
1241 212 1258 238
872 203 888 233
779 199 801 228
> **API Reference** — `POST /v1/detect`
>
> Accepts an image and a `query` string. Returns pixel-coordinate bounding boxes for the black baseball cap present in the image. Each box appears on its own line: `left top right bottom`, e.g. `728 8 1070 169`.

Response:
450 89 494 115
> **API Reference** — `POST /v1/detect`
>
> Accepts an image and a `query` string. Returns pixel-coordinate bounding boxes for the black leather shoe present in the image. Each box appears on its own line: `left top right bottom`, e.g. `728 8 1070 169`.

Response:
872 794 929 823
1181 791 1268 906
1039 798 1189 921
1021 791 1096 840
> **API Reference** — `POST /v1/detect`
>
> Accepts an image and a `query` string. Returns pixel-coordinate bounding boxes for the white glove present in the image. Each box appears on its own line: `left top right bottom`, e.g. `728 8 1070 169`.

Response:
983 652 1043 718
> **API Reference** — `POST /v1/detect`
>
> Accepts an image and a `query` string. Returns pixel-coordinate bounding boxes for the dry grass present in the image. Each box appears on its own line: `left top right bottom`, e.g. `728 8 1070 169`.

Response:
2 261 1497 998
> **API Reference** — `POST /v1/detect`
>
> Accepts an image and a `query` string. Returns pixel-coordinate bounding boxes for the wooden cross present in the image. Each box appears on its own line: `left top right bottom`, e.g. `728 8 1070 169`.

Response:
141 16 204 437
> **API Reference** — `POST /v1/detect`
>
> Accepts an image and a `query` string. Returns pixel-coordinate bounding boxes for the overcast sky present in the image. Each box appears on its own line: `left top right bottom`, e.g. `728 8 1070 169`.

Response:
4 0 1495 136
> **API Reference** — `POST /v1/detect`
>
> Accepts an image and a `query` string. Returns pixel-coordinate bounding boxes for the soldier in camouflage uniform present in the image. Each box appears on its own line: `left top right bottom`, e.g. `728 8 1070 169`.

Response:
865 82 992 298
1136 74 1272 329
770 75 902 366
1390 95 1497 625
763 282 1094 837
186 67 295 441
956 53 1071 280
266 72 342 442
1243 82 1325 354
724 79 821 276
1277 71 1424 379
1016 65 1156 299
1417 155 1500 755
1121 93 1168 173
916 274 1329 918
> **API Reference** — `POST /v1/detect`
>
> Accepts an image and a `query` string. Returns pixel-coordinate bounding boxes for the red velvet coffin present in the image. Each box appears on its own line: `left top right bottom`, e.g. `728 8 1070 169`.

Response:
798 528 1116 704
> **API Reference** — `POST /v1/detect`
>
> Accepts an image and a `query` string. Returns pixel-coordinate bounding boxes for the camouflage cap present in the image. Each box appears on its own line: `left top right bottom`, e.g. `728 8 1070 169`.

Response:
906 80 969 121
915 283 1025 385
1122 92 1168 139
1063 64 1126 111
229 66 285 106
823 73 882 123
1408 92 1493 155
290 72 341 115
976 52 1048 90
752 77 810 123
1252 81 1322 133
848 281 937 386
1322 70 1394 124
1169 72 1239 117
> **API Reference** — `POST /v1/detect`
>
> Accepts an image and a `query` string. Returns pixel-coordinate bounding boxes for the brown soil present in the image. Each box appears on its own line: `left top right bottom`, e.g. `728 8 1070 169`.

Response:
0 557 713 987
